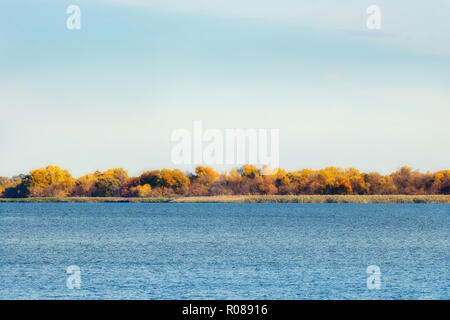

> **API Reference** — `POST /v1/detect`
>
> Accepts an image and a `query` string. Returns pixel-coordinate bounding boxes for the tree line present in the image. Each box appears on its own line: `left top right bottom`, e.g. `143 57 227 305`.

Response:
0 165 449 198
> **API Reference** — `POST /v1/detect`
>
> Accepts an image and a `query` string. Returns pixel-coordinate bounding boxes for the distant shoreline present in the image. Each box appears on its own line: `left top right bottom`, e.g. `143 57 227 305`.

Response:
0 195 449 203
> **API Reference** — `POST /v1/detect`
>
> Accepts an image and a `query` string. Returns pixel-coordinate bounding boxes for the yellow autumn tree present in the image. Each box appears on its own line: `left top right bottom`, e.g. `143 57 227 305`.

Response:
25 166 74 197
93 168 128 197
346 168 369 194
431 170 450 194
159 169 190 194
288 169 316 194
72 174 98 196
129 184 152 197
238 165 260 178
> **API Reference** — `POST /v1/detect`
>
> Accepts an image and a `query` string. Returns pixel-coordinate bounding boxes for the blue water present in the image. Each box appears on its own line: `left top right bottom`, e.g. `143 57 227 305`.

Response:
0 203 448 299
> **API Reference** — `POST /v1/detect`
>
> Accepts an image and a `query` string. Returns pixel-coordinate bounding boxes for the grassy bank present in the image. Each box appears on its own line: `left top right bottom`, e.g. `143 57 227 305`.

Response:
0 195 449 203
0 196 173 203
173 195 450 203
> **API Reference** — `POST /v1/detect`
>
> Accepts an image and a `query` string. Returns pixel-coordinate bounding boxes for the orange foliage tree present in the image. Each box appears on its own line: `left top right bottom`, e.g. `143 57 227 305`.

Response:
1 165 449 198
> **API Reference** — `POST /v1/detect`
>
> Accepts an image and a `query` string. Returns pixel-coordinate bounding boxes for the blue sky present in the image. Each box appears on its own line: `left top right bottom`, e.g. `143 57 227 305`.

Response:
1 0 449 177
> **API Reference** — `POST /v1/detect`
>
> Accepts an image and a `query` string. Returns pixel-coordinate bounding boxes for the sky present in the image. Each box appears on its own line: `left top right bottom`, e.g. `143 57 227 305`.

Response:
0 0 449 177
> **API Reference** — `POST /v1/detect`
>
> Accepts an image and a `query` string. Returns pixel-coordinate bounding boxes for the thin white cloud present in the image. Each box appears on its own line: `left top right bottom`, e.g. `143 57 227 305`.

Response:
101 0 450 56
